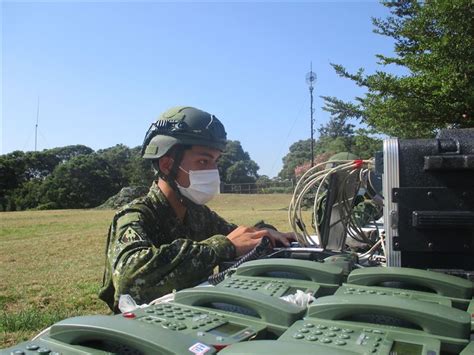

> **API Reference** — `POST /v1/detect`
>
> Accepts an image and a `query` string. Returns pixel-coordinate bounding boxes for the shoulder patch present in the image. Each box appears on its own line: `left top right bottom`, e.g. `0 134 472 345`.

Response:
119 227 145 244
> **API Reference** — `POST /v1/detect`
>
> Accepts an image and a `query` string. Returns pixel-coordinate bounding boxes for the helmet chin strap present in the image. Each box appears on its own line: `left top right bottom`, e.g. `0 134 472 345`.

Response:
158 147 194 206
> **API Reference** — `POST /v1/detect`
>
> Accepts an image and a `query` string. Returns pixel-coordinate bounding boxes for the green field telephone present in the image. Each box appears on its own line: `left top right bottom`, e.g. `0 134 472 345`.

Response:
172 286 306 335
347 266 474 299
234 258 344 285
121 286 306 349
1 315 217 355
302 294 471 353
336 283 456 307
223 293 472 354
216 258 343 299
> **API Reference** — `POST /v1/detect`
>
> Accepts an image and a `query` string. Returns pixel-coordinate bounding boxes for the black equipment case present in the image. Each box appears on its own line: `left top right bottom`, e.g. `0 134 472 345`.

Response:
383 128 474 272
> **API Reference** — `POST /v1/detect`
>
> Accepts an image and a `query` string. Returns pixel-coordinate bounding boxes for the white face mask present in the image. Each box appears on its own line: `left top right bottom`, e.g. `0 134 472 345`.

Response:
177 167 221 205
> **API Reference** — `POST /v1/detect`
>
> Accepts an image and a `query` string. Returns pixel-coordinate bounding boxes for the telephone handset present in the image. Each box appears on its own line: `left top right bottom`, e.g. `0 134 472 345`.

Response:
4 315 217 355
347 266 473 299
336 283 455 307
306 294 471 340
221 294 473 354
234 258 344 285
173 286 306 328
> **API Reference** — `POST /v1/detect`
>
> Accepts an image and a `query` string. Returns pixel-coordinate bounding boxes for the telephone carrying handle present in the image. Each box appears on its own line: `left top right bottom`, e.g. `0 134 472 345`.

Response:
307 294 471 339
347 266 473 299
235 258 344 285
49 315 216 355
174 286 305 327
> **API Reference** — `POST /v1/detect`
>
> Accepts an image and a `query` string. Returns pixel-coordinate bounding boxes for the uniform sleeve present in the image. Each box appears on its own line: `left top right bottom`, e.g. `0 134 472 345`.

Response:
106 210 236 312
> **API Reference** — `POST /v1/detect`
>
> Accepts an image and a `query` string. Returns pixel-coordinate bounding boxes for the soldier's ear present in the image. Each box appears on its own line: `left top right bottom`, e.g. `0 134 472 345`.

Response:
159 156 173 175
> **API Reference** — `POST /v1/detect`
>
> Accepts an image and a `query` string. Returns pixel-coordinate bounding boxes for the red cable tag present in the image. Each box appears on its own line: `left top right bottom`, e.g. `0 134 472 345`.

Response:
353 159 363 168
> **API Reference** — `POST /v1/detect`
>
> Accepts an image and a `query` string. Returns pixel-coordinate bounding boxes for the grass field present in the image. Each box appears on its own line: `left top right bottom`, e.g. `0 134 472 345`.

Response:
0 193 299 347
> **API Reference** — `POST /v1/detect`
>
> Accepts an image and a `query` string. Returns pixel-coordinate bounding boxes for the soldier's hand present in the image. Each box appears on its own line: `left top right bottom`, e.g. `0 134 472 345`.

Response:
226 226 268 257
257 228 297 248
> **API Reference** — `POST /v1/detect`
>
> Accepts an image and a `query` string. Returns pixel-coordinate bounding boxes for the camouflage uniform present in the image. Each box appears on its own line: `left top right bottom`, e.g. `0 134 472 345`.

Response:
99 182 237 312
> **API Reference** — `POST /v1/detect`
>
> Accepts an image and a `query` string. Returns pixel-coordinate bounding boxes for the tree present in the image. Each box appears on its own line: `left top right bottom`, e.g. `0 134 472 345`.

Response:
218 140 259 183
97 144 134 187
318 98 356 139
48 145 94 162
278 139 314 181
10 180 43 210
0 146 95 210
315 136 352 155
128 146 155 187
314 96 358 155
326 0 474 138
351 129 383 159
280 117 381 181
0 161 18 210
225 160 259 184
41 154 122 208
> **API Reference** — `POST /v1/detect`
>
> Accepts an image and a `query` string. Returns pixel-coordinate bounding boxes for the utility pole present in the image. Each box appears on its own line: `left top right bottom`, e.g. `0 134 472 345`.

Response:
306 63 317 166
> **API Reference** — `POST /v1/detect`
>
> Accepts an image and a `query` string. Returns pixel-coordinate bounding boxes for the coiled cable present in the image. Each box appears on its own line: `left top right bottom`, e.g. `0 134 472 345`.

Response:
208 236 272 285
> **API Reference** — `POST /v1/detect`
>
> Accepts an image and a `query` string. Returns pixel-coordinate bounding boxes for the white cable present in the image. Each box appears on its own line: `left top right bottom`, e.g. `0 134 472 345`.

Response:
288 159 374 249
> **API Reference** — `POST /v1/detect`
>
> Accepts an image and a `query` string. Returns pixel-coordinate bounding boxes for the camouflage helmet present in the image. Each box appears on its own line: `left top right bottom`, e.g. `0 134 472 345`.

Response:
325 152 359 169
141 106 227 159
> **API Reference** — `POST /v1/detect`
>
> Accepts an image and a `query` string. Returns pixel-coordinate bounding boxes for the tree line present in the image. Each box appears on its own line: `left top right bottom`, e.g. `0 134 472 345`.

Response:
0 141 260 211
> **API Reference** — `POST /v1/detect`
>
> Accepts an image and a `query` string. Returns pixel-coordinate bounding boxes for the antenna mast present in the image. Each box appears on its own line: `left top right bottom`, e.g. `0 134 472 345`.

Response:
35 97 39 151
305 63 317 166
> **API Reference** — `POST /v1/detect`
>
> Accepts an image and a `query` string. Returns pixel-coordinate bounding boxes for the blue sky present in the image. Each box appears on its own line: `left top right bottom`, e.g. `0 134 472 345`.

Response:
2 0 398 177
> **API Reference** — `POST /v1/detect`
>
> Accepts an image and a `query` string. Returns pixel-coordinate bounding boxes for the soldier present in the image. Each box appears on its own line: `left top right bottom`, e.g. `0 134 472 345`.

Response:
99 106 295 312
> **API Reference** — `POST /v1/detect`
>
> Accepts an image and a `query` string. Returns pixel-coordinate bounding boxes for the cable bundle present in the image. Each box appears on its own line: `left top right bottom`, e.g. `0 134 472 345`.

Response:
288 159 376 248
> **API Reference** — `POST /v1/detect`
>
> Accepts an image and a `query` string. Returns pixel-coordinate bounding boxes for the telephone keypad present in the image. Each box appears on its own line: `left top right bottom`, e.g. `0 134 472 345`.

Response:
134 303 261 346
218 275 319 298
337 284 453 306
222 277 286 296
280 320 394 353
7 345 60 355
